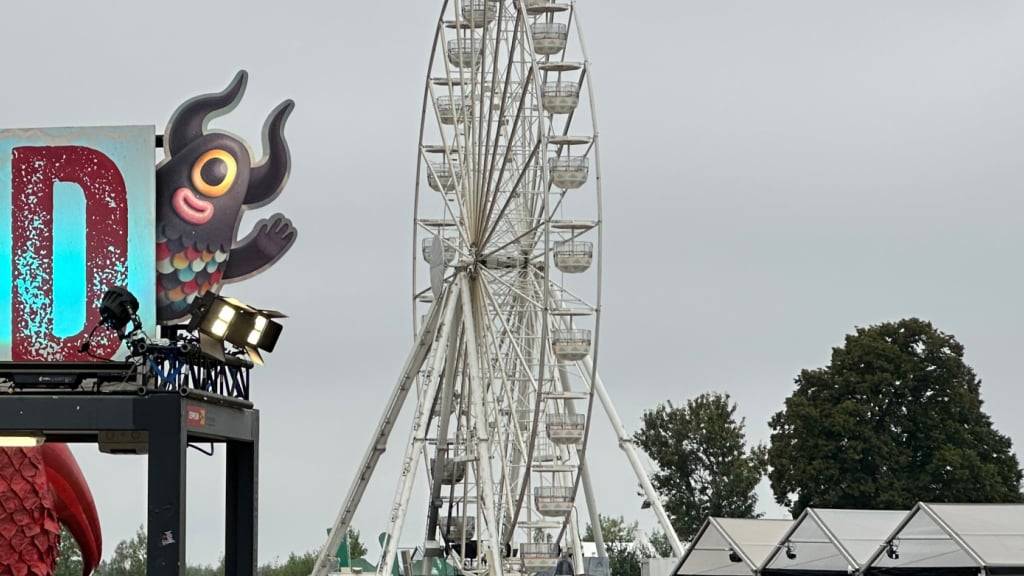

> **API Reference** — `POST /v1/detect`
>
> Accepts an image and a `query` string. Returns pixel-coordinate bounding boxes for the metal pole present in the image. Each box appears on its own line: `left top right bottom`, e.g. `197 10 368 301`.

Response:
312 293 449 576
378 285 462 576
556 361 606 560
578 460 605 558
580 356 684 556
460 273 505 576
425 308 464 541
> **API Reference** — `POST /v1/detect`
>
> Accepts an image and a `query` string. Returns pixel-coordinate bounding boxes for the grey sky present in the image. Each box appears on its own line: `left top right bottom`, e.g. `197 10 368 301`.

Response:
2 0 1023 566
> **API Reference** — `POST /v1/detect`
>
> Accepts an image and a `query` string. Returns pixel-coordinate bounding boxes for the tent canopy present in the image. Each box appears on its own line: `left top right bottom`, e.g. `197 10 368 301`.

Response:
867 503 1024 574
762 508 907 574
674 518 794 576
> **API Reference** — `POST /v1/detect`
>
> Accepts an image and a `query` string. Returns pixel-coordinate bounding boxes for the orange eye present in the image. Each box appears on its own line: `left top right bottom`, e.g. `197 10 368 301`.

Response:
191 149 237 197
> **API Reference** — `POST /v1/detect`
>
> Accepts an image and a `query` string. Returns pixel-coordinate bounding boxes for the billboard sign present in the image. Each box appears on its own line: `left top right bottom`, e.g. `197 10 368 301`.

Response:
0 126 155 361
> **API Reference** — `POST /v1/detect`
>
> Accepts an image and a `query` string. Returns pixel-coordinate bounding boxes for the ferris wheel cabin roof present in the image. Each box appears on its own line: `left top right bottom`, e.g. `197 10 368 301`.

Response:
549 135 592 146
539 61 583 73
551 219 598 231
526 2 570 15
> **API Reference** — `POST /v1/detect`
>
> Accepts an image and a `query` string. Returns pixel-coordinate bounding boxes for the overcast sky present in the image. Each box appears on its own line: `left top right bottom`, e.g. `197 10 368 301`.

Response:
2 0 1024 567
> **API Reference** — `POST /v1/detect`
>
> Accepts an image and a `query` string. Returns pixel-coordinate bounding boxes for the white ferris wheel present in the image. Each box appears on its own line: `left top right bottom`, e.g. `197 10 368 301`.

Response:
314 2 681 575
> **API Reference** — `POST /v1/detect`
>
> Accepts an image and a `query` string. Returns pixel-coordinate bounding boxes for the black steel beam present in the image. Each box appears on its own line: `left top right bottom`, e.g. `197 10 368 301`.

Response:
141 396 187 576
0 393 256 442
225 433 258 576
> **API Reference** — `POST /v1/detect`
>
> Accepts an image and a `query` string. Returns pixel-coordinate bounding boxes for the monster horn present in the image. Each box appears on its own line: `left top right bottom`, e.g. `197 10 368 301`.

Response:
165 70 248 156
246 99 295 208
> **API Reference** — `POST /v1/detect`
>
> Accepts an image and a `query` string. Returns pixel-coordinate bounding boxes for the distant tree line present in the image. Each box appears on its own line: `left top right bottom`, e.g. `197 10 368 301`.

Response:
57 526 367 576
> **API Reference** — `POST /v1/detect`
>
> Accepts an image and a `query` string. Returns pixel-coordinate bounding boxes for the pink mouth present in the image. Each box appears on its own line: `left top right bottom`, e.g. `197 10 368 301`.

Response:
172 187 214 225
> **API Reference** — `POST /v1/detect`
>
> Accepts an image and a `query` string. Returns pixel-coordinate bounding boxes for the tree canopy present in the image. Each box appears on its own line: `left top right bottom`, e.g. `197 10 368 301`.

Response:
635 392 767 541
582 515 652 576
768 318 1023 515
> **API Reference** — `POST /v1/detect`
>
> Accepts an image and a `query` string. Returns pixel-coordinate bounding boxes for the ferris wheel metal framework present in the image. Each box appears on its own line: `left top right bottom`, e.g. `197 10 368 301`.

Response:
313 2 681 575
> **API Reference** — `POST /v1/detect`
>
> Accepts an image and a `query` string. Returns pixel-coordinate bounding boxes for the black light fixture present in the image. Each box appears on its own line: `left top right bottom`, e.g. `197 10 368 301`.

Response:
100 286 141 336
728 549 742 563
82 287 145 358
188 292 285 364
785 543 797 560
886 540 900 560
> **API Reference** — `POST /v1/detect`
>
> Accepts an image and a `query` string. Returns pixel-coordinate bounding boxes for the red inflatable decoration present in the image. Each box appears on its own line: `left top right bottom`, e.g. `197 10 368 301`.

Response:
0 445 101 576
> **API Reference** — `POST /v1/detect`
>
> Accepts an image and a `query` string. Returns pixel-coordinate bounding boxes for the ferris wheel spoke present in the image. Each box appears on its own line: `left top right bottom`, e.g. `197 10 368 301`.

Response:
419 150 473 248
481 140 541 250
481 67 533 235
478 267 545 311
481 15 523 222
479 274 542 395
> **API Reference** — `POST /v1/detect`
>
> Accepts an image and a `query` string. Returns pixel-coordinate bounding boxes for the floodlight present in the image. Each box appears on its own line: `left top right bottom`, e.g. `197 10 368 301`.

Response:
100 287 140 334
785 543 797 560
188 293 285 364
0 435 44 448
728 550 742 563
886 541 899 560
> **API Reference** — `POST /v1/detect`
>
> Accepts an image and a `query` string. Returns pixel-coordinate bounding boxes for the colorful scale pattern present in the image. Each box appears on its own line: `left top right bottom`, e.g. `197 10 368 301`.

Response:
0 449 60 576
156 236 228 320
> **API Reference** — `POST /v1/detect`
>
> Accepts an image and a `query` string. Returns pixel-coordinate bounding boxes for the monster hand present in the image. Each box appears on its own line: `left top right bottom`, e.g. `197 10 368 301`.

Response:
223 213 298 282
254 214 297 258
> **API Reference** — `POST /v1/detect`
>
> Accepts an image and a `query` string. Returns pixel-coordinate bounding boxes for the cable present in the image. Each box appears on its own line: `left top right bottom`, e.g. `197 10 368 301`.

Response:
187 443 215 456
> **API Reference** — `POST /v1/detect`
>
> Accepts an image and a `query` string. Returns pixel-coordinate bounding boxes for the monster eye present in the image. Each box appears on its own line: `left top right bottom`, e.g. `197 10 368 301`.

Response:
191 149 237 197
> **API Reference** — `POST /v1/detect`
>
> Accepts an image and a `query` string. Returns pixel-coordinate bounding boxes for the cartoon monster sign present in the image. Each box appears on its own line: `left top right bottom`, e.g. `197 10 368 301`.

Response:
156 70 297 323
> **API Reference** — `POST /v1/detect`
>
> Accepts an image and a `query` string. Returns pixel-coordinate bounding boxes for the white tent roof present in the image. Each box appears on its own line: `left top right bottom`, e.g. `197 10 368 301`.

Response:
674 518 794 576
868 503 1024 571
761 508 907 573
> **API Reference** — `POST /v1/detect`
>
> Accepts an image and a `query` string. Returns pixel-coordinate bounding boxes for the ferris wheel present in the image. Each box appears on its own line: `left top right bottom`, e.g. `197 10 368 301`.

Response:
314 2 681 576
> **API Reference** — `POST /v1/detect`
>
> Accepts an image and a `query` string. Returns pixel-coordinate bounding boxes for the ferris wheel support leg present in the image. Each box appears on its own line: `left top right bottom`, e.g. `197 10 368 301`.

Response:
378 284 463 576
555 361 607 560
460 273 505 576
578 460 605 558
425 303 464 541
311 289 452 576
569 508 586 576
581 356 684 557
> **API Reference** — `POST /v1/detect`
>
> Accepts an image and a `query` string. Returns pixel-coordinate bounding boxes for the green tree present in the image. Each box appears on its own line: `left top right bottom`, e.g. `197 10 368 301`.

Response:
96 526 147 576
257 551 318 576
647 530 673 559
768 318 1023 515
634 392 767 541
347 528 367 560
583 515 637 543
583 515 652 576
55 528 83 576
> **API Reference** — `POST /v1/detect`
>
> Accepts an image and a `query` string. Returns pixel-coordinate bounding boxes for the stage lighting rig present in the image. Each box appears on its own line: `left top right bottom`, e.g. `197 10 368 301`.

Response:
187 293 285 365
